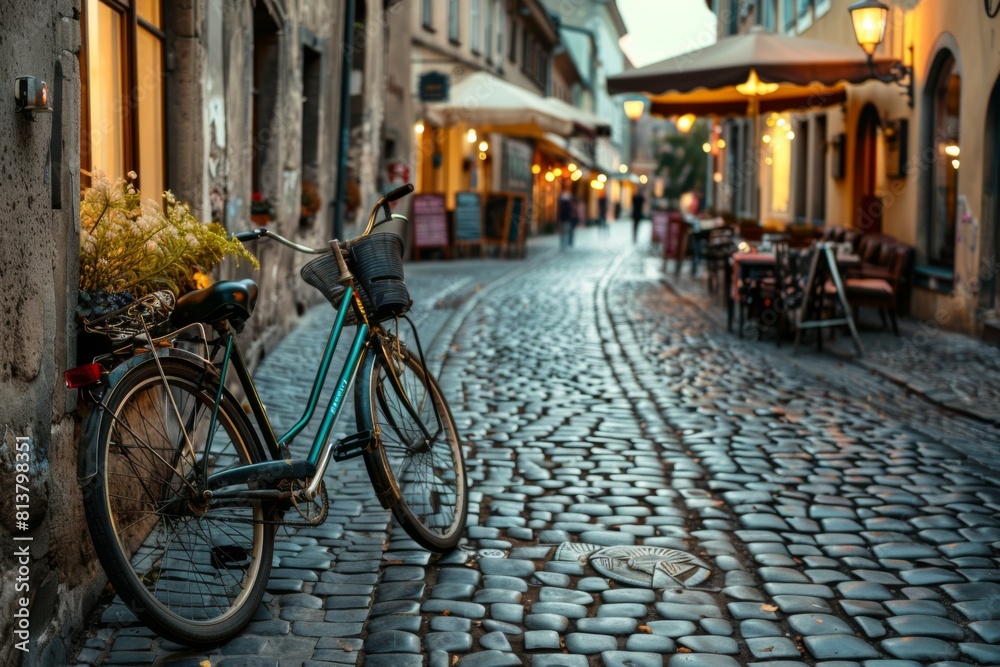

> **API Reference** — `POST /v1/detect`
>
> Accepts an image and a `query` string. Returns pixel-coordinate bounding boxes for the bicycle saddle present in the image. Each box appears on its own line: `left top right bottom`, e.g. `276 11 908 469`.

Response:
171 279 258 330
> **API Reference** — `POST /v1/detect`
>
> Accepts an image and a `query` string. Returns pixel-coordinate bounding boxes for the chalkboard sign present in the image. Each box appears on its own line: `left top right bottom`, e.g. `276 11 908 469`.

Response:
412 194 449 248
454 192 482 244
484 195 510 244
508 196 524 245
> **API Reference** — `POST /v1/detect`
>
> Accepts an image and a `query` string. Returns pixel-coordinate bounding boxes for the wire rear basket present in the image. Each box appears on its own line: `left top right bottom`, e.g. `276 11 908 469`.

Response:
81 291 176 341
301 233 411 325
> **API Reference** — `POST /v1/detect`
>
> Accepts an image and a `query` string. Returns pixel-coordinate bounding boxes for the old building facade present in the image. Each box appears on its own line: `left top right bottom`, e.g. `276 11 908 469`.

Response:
710 0 1000 336
0 1 406 663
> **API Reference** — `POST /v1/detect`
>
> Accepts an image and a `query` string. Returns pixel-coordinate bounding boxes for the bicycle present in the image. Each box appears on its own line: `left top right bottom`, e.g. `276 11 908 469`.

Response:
67 184 468 646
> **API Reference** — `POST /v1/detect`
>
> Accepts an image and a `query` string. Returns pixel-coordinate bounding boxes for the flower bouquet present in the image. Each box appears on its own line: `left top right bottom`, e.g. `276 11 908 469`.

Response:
78 171 258 340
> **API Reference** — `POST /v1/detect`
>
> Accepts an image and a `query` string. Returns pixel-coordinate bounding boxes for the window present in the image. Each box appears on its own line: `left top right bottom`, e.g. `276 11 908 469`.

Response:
422 0 432 29
449 0 460 43
814 0 830 19
811 115 827 223
726 0 739 35
924 50 961 268
797 0 812 32
522 32 530 73
758 0 776 31
484 0 493 61
300 44 322 227
793 119 809 221
496 2 505 65
471 0 481 53
253 4 281 195
782 0 795 32
509 21 518 63
82 0 165 200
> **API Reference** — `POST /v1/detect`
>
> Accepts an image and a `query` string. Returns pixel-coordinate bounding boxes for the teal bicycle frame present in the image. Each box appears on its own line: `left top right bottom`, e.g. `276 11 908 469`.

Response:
204 285 371 500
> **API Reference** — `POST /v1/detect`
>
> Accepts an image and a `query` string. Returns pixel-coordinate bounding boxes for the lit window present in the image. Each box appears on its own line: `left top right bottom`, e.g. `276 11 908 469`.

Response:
83 0 165 201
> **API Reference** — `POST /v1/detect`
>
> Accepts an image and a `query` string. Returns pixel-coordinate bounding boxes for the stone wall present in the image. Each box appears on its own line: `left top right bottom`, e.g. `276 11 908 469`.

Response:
0 0 396 663
0 2 107 666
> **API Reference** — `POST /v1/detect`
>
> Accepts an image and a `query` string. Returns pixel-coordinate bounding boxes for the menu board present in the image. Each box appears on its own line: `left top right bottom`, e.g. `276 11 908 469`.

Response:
454 192 482 243
412 194 449 249
665 212 687 260
651 210 669 245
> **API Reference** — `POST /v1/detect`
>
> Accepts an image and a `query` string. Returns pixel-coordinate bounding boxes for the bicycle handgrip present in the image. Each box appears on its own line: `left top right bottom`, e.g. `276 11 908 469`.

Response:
385 183 414 203
235 228 267 242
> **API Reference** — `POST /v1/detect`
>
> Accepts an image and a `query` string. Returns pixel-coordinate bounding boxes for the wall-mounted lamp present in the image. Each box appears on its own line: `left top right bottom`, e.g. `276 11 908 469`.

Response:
848 0 914 108
14 76 52 116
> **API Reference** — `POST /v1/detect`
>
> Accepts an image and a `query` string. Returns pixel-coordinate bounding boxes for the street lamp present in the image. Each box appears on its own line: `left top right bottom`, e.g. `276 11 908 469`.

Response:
623 98 645 171
675 113 696 134
848 0 914 107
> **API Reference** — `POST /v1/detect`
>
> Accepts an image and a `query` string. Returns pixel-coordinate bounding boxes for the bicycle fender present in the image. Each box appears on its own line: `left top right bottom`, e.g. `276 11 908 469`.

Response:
76 348 214 484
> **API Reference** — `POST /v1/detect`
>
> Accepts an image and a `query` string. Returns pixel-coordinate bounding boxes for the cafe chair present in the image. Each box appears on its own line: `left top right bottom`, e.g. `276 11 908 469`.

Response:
704 226 736 295
762 243 807 347
844 246 907 335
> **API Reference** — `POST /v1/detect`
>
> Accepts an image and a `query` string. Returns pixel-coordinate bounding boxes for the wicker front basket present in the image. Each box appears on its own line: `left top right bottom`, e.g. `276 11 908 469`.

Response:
300 233 410 325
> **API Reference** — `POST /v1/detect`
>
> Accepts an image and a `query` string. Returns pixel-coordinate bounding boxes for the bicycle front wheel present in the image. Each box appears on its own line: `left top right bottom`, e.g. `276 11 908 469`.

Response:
82 357 273 646
357 343 468 551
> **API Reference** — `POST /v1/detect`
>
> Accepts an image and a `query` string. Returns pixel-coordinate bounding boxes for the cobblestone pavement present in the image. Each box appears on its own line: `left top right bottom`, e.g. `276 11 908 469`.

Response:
661 255 1000 427
74 224 1000 666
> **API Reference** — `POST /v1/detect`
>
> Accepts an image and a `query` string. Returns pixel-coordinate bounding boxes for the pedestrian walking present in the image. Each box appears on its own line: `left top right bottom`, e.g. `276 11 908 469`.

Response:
558 183 578 249
631 189 646 243
597 194 609 236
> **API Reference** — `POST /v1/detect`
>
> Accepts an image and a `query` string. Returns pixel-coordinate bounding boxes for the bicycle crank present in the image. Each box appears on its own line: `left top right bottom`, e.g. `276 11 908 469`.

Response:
288 478 329 526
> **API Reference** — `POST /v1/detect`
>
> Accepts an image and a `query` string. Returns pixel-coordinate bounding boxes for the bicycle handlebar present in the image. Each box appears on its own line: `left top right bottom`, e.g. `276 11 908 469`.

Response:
385 183 414 203
235 183 415 255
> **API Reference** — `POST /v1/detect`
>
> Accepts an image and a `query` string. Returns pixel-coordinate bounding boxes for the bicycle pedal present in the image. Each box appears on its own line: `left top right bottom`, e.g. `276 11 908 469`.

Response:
333 430 375 461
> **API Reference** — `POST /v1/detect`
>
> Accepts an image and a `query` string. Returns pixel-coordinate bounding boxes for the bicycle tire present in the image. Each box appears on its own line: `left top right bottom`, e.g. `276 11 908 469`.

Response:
357 342 468 551
82 357 273 646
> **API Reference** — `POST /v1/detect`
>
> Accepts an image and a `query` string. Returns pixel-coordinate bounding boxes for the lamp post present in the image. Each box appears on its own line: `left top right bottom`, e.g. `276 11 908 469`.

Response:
624 98 645 166
848 0 914 107
623 98 646 221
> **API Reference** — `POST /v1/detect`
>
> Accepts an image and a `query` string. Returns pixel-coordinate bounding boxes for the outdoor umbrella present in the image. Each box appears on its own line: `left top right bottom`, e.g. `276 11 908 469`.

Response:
607 27 895 217
425 71 578 138
607 27 895 115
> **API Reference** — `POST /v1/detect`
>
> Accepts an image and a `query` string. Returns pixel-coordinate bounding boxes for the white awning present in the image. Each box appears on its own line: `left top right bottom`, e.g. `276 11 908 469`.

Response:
425 72 575 137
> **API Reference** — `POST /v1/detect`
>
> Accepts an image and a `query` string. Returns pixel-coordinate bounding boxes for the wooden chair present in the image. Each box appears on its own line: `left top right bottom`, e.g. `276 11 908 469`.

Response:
845 246 907 335
704 226 736 294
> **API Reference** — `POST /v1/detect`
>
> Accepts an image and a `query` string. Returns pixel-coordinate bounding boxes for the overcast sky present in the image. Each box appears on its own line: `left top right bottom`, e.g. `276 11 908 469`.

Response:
617 0 718 69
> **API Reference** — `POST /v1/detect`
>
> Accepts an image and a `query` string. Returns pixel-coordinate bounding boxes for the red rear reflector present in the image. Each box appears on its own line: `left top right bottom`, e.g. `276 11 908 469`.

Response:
65 363 103 389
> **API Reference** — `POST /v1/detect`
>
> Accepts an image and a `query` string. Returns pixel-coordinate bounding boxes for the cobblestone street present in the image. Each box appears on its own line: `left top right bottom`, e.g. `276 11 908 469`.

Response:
75 225 1000 666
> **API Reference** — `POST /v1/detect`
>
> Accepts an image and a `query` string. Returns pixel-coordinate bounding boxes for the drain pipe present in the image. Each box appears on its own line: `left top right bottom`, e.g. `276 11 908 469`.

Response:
333 0 357 240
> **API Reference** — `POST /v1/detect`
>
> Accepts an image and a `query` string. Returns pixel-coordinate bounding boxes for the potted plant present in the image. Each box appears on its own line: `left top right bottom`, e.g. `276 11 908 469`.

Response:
300 181 321 227
251 192 275 226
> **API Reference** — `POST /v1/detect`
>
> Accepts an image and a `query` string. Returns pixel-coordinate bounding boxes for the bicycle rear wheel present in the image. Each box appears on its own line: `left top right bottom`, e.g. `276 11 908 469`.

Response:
82 357 273 646
357 342 467 551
